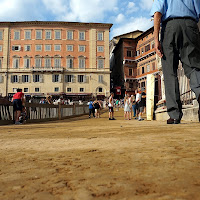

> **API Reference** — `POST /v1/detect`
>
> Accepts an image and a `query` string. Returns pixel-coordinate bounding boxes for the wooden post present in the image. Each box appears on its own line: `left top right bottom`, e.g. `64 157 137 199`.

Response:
73 104 76 116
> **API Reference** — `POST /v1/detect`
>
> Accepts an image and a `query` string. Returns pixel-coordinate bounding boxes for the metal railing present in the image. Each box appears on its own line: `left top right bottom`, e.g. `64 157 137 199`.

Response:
0 99 89 125
178 66 196 105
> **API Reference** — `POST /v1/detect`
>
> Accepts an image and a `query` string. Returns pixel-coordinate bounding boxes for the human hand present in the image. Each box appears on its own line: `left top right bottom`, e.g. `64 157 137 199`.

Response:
155 40 163 58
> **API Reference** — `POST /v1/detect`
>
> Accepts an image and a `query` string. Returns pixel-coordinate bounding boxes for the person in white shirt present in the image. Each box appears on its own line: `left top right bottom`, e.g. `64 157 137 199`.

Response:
108 92 116 120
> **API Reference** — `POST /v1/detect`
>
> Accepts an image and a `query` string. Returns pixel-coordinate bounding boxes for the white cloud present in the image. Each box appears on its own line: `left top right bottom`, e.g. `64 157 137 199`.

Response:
111 17 153 38
115 14 125 23
0 0 45 21
126 1 139 14
139 0 153 10
60 0 118 22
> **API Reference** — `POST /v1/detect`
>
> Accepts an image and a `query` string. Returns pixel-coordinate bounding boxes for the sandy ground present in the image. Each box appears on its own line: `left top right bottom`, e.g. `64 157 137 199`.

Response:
0 109 200 200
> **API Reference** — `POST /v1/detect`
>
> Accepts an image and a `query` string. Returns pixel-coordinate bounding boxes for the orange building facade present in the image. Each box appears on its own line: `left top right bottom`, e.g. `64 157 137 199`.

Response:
0 21 112 99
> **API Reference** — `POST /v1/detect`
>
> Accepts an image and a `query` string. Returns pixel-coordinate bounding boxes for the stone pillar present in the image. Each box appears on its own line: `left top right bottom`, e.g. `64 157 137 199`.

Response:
146 74 155 120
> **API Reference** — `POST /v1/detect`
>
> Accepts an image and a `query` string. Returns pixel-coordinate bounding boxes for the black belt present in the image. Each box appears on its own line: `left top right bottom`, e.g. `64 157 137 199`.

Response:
163 17 196 24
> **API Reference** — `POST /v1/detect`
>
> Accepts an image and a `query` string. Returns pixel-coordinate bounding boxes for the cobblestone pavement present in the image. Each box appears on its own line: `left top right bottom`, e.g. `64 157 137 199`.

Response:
0 109 200 200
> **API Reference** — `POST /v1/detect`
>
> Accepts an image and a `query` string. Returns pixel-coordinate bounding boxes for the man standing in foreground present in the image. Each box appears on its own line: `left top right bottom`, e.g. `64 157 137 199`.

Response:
151 0 200 124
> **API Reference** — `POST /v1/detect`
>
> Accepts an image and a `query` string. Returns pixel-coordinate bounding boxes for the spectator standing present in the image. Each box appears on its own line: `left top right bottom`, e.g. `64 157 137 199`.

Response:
12 88 24 124
93 99 101 118
88 100 95 118
108 92 116 120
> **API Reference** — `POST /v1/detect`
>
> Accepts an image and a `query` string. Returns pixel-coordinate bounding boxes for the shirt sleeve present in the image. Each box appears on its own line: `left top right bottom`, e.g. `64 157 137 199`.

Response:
150 0 165 17
194 0 200 19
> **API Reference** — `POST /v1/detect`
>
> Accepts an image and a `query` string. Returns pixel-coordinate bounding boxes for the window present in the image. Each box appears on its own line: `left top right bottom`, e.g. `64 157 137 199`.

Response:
79 57 85 69
98 75 103 83
45 58 51 68
0 45 2 51
45 30 52 39
97 32 103 41
99 87 103 93
98 59 104 69
127 50 132 57
129 69 132 76
45 45 51 51
25 45 31 51
0 59 2 69
152 62 156 70
145 44 150 52
80 88 84 92
36 45 42 51
33 74 41 82
13 58 19 68
35 88 40 92
79 31 85 40
136 50 140 56
141 82 145 88
65 75 72 83
78 75 84 83
54 87 59 92
0 75 3 83
67 30 73 40
142 67 145 74
0 31 3 40
67 88 72 92
24 58 30 68
25 30 31 40
52 74 60 82
79 45 85 52
36 30 42 39
55 30 61 39
12 45 21 51
67 57 73 69
22 75 30 83
24 88 28 93
147 64 150 72
13 88 18 93
35 57 42 68
151 41 155 49
67 45 73 51
55 45 61 51
11 75 19 83
14 31 20 40
97 46 104 52
141 48 144 54
129 82 133 88
54 58 61 68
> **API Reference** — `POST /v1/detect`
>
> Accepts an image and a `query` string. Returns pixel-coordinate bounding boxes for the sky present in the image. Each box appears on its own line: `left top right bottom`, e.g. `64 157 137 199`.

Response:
0 0 154 38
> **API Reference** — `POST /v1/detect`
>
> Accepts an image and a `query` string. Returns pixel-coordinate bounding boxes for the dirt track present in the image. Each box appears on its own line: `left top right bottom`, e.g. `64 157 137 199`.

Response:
0 109 200 200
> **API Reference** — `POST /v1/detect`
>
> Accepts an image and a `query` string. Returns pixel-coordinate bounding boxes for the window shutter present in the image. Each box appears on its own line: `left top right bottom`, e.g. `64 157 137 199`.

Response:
59 74 62 83
33 75 35 82
0 75 3 83
39 75 43 83
17 75 20 83
72 75 76 83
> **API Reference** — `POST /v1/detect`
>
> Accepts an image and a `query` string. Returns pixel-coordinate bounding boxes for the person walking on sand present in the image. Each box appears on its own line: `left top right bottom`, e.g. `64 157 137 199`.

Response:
108 92 116 120
88 99 95 118
124 94 131 120
151 0 200 124
11 88 25 124
93 99 101 118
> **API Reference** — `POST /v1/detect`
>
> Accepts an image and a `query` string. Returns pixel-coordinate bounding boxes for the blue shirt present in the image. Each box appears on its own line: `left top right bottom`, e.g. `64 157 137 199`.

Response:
150 0 200 22
88 101 94 109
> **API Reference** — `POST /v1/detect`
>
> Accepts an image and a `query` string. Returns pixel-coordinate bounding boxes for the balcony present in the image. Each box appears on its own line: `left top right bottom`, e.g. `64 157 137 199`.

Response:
31 66 64 72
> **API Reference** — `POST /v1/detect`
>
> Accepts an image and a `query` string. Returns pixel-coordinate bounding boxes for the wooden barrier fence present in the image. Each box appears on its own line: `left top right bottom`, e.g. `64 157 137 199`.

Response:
0 99 89 125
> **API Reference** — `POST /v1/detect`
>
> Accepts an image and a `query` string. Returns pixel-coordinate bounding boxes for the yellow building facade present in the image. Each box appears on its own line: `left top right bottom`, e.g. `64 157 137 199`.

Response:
0 21 112 99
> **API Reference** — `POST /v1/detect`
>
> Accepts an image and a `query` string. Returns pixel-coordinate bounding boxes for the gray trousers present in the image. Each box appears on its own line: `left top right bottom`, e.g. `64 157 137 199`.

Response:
161 18 200 120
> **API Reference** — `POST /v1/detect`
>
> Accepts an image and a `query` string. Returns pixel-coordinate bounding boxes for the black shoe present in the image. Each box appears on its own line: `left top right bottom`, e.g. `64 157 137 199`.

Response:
109 118 112 120
167 118 181 124
112 118 116 120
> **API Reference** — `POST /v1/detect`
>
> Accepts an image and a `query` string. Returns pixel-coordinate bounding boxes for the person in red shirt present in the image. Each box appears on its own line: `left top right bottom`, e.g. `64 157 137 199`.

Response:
12 88 24 124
